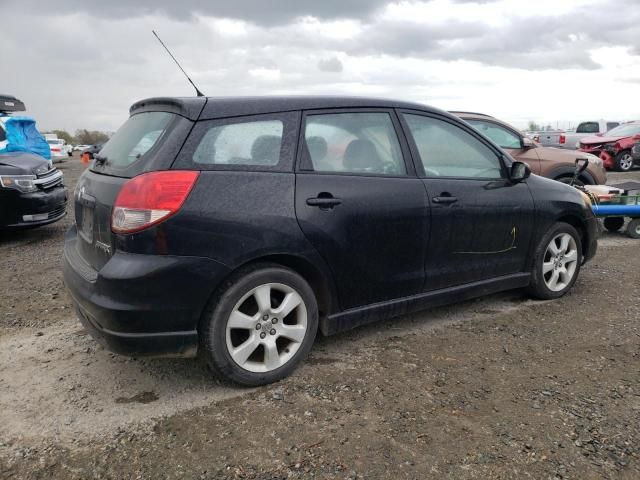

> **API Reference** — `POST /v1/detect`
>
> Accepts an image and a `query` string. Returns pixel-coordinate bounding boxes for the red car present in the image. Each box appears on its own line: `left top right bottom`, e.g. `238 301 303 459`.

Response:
579 121 640 172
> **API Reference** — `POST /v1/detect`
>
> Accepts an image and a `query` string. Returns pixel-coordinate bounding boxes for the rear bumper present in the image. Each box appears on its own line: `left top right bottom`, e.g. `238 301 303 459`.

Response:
0 185 67 229
62 226 231 357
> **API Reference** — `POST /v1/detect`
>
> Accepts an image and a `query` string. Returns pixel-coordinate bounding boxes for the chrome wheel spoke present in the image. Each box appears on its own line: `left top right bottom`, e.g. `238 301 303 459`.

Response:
231 335 259 365
254 285 272 313
548 240 560 255
559 235 570 254
564 250 578 263
547 270 560 289
228 310 257 330
278 324 306 343
264 342 281 370
542 260 555 274
273 291 302 318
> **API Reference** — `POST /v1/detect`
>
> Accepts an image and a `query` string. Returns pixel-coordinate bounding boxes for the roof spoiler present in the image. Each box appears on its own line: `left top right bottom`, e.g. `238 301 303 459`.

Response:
129 97 206 121
0 94 26 113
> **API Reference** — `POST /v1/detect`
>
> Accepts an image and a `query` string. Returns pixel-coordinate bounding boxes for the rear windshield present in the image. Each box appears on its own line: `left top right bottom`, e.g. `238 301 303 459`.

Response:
98 112 174 168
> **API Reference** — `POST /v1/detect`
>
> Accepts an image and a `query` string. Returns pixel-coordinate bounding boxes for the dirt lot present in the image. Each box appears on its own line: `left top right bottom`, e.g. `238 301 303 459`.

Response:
1 158 639 479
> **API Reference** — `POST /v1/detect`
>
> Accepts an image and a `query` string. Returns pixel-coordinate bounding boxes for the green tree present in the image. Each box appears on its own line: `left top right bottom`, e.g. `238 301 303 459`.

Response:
50 129 74 144
74 129 110 145
527 121 540 132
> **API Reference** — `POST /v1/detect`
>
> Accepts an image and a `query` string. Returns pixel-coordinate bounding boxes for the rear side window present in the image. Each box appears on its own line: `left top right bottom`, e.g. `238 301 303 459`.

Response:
193 120 283 166
576 122 599 133
303 112 406 176
98 112 174 168
606 122 620 131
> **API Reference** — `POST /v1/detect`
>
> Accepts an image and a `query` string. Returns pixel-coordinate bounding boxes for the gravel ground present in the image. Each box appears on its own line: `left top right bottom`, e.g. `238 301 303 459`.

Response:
1 160 639 479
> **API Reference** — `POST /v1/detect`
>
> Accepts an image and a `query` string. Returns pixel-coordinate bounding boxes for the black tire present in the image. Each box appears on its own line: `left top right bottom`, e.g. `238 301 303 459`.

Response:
626 218 640 239
603 217 625 232
614 150 634 172
526 222 582 300
201 264 318 386
556 176 584 187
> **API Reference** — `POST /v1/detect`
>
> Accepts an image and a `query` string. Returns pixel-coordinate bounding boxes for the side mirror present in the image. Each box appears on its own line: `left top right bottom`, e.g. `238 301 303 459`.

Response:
522 137 535 149
510 161 531 183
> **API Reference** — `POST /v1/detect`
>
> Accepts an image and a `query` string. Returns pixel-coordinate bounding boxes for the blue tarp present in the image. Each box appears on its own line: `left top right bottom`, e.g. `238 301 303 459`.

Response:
0 116 51 159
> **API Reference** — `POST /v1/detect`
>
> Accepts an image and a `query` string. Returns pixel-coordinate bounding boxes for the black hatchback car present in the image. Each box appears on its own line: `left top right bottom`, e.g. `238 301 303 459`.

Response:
63 96 597 386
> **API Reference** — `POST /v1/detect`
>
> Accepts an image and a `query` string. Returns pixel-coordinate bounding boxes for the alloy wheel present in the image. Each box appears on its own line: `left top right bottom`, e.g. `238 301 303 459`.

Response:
542 233 579 292
225 283 308 373
619 153 633 171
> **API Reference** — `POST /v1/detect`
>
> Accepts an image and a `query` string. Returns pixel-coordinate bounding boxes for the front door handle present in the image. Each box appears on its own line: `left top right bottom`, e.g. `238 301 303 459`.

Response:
432 195 458 204
307 197 342 208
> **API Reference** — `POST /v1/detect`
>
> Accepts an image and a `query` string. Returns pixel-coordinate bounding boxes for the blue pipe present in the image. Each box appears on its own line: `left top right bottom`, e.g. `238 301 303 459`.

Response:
592 204 640 216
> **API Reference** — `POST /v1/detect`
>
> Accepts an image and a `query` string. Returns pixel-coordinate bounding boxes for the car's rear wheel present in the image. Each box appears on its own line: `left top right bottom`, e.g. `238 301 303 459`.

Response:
527 222 582 300
615 150 634 172
626 218 640 239
603 217 625 232
201 265 318 386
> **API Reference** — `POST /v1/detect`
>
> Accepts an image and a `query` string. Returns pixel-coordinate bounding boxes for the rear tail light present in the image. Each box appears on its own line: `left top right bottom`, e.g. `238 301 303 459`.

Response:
559 135 566 144
112 171 199 234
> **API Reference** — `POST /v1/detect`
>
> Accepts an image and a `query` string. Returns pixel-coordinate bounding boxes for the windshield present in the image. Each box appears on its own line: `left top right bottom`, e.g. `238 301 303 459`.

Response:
47 139 63 145
98 111 174 167
605 123 640 137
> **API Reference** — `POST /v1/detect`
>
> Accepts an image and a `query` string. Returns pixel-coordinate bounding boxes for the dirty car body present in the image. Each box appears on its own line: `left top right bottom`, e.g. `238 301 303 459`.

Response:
62 96 598 385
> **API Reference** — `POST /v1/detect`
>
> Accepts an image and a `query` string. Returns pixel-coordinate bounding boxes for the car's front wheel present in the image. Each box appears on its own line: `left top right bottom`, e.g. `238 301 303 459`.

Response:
527 222 582 300
615 150 634 172
201 265 318 386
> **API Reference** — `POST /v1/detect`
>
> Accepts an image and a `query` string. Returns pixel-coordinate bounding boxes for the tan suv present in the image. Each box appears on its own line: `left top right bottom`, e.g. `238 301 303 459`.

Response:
453 112 607 185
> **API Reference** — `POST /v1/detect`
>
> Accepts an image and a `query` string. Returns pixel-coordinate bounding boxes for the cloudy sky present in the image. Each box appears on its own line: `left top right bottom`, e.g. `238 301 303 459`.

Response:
1 0 638 133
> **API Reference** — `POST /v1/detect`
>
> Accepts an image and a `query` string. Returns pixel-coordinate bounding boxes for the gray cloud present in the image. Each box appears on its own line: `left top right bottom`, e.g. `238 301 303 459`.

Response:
0 0 390 25
0 0 638 132
317 57 344 72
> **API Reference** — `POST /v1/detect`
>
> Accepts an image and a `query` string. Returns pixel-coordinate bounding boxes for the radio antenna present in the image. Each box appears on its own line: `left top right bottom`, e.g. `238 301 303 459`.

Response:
152 30 204 97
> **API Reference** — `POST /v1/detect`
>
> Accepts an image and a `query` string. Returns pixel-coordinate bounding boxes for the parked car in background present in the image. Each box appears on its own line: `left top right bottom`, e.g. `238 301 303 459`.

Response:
579 121 640 171
63 96 598 386
535 120 621 150
46 138 69 162
73 144 91 152
454 112 607 185
0 152 67 229
632 141 640 163
80 143 104 162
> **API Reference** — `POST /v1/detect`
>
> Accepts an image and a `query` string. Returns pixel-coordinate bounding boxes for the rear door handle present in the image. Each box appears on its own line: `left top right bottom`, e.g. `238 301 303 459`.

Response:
306 197 342 208
432 196 458 204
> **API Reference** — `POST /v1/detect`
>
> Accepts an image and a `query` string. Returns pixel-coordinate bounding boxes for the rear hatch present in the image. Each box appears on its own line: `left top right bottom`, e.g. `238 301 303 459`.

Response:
74 99 204 272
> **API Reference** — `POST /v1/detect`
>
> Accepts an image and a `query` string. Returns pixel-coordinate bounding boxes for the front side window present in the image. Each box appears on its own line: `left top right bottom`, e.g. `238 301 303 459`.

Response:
193 120 283 166
466 119 522 149
99 111 174 167
304 112 406 176
403 114 504 179
576 122 599 134
606 122 620 131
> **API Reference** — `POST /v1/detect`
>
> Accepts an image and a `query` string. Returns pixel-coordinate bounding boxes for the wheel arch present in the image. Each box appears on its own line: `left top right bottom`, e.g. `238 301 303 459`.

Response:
555 214 589 257
199 253 338 334
551 168 595 185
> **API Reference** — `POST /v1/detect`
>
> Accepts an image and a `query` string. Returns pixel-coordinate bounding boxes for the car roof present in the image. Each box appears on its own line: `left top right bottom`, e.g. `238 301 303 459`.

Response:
451 111 522 133
130 95 447 121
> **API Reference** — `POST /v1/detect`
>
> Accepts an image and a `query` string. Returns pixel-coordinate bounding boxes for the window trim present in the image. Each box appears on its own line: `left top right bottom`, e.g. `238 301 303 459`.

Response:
173 111 300 173
397 109 510 181
295 108 417 178
464 118 525 150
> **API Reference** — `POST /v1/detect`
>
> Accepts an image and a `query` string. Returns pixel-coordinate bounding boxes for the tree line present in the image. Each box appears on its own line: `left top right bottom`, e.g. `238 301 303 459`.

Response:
45 129 111 145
